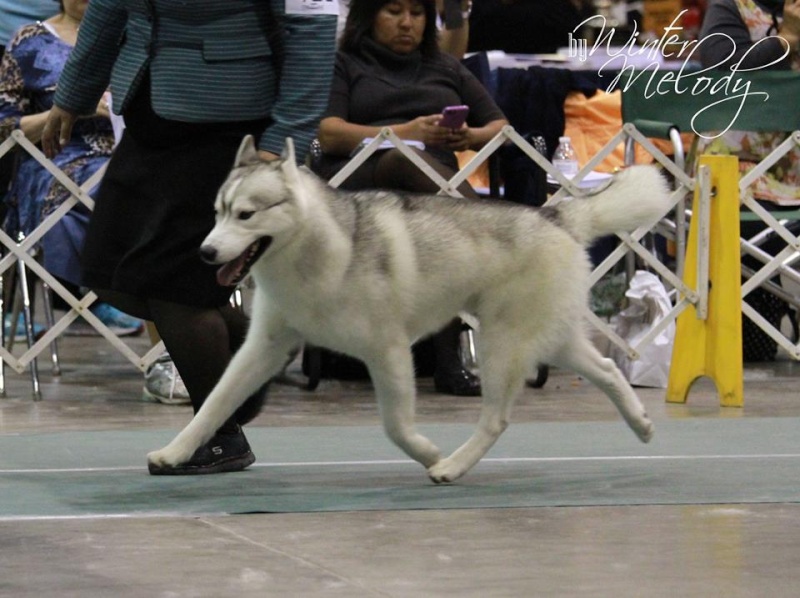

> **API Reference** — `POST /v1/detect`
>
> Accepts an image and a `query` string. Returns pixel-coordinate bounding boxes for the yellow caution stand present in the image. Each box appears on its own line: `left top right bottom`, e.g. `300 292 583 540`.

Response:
666 155 744 407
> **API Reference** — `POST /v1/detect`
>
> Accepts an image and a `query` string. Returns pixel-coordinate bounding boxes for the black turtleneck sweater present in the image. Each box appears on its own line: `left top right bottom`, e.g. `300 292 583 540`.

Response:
323 36 505 155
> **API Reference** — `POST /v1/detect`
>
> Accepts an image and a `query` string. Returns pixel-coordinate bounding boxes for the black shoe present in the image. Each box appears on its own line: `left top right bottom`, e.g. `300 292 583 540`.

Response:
433 367 482 396
148 426 255 475
234 382 270 426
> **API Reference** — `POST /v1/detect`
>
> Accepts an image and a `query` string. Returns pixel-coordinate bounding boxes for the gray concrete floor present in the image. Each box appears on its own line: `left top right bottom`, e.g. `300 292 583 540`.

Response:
1 332 800 597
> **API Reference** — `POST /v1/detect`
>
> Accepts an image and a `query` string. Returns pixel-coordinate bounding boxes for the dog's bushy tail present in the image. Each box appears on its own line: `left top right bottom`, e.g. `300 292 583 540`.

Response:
556 165 672 246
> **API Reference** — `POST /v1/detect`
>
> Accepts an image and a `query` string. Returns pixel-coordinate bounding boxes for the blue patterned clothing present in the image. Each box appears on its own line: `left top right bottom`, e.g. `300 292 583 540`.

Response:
0 22 114 284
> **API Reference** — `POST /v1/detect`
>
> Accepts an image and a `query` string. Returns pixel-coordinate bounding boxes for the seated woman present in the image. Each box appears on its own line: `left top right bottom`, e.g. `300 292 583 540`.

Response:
0 0 142 335
317 0 509 395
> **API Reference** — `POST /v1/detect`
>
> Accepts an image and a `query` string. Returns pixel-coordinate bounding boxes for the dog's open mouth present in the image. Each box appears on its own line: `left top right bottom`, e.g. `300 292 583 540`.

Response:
216 237 272 286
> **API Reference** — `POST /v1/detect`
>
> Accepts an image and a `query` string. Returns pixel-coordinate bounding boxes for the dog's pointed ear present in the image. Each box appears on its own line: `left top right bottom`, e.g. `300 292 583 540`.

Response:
234 135 261 168
280 137 296 164
280 137 299 180
279 137 308 212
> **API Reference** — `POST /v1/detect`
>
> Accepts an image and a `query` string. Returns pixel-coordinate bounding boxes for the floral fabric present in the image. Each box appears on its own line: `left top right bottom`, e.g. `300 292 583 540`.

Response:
0 22 114 238
695 0 800 204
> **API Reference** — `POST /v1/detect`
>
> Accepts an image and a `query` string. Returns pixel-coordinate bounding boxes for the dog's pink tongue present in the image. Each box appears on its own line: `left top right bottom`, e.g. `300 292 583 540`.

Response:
216 256 246 287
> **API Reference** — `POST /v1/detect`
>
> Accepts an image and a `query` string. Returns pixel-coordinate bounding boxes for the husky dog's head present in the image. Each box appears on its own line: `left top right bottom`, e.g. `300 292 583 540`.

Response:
199 135 308 286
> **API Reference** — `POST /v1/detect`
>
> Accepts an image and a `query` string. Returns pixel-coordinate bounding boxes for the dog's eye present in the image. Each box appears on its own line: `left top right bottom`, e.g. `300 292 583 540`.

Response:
238 211 255 221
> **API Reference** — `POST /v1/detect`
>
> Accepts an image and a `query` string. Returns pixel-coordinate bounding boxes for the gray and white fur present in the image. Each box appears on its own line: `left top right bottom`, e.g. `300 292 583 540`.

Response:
148 135 671 483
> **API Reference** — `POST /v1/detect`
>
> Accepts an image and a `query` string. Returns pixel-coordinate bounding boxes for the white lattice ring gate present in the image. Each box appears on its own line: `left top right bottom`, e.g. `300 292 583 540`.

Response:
0 130 165 400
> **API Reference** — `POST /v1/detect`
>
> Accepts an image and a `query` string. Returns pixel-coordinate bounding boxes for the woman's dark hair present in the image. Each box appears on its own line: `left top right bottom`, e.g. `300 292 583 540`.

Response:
340 0 439 58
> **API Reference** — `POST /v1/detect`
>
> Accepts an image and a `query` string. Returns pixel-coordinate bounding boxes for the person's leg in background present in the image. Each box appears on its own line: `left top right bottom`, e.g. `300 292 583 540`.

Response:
142 320 191 405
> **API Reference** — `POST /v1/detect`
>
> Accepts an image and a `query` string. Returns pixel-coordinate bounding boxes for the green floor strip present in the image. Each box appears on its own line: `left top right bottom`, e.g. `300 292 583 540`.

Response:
1 419 799 517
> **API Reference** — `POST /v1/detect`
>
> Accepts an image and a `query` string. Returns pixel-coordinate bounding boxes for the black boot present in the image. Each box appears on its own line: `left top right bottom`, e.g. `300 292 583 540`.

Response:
433 366 482 396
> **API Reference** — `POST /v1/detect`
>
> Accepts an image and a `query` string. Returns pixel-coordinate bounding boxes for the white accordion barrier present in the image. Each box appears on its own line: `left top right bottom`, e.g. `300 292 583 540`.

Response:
3 69 800 404
0 130 166 399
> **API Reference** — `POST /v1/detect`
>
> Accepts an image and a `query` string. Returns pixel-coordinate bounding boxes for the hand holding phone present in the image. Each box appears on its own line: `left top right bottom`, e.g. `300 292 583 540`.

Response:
438 104 469 129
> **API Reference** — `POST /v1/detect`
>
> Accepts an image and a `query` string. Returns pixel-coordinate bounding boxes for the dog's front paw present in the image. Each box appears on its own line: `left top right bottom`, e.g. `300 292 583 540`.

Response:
633 416 655 444
147 443 192 472
427 457 467 484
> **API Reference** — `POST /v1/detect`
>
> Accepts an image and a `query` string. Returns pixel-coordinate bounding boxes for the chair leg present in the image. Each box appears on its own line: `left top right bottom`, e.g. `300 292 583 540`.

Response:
460 326 478 371
41 281 61 376
15 258 42 401
0 270 6 398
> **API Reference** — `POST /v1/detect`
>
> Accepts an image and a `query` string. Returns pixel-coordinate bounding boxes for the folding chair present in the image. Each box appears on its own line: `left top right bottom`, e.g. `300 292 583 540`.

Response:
620 69 800 359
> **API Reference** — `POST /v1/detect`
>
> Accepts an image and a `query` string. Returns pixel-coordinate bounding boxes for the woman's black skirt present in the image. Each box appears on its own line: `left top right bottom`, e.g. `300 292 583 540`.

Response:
81 77 268 308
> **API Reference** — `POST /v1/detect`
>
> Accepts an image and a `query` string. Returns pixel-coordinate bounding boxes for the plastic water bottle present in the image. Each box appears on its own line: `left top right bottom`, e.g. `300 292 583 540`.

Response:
552 136 579 176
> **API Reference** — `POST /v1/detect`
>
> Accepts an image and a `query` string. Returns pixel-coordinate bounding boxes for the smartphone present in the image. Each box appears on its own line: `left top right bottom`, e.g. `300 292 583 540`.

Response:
439 104 469 129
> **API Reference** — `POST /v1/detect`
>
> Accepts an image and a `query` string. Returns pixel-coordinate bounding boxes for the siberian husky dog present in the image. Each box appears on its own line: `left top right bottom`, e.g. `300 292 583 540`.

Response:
148 135 671 483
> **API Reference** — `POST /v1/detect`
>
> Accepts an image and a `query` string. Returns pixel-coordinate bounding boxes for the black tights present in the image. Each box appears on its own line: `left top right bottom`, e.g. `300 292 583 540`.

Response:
98 290 248 434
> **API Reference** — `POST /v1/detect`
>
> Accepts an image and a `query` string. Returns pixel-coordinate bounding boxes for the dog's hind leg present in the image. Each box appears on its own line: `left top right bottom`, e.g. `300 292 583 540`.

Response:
147 306 301 470
427 332 530 484
365 344 441 468
550 332 654 443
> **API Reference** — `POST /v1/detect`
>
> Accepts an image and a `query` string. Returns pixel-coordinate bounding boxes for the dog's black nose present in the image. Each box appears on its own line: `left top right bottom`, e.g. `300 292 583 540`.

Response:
198 245 217 264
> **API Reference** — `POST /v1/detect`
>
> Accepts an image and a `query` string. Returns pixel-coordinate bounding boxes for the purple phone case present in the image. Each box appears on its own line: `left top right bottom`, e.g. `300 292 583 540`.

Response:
439 105 469 129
